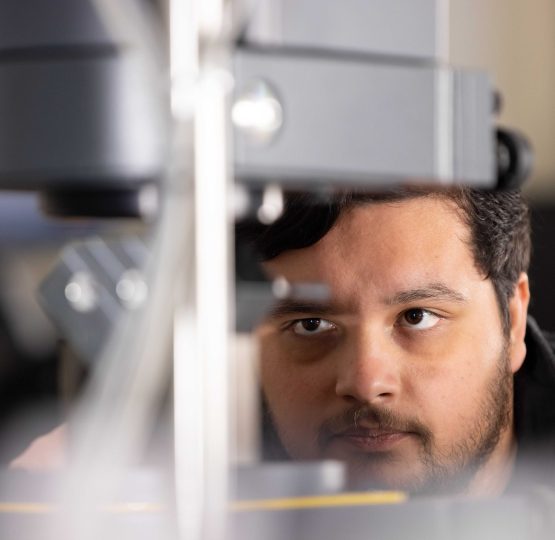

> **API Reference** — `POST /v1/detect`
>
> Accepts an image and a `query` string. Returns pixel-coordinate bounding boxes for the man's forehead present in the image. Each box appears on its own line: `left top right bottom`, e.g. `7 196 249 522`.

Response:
261 197 482 313
264 197 470 269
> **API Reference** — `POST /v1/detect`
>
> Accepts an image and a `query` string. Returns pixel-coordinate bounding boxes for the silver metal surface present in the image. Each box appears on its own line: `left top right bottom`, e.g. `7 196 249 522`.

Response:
234 49 495 188
244 0 449 61
232 80 284 145
39 237 149 362
454 69 497 184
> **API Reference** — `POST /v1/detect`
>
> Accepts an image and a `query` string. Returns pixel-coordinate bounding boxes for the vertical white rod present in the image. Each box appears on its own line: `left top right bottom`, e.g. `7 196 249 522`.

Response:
174 304 204 540
170 0 231 537
194 64 232 540
169 2 203 540
170 0 199 119
199 0 226 37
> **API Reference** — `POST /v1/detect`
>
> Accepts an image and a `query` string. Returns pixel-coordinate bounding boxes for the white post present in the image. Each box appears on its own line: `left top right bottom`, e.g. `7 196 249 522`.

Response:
171 0 233 539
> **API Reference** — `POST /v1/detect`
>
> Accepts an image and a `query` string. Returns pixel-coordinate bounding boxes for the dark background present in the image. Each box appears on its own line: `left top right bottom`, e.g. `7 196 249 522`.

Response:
528 203 555 332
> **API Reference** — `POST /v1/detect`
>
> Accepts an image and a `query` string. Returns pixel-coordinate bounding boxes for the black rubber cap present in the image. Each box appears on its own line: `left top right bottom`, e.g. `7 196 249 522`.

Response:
39 185 159 219
496 128 534 190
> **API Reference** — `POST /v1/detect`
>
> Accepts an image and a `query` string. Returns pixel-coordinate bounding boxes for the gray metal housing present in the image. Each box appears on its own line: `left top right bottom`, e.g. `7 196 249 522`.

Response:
0 0 168 191
233 49 495 188
244 0 447 61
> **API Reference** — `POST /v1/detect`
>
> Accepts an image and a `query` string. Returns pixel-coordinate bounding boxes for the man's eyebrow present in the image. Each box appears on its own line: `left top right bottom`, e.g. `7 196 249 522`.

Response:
267 300 339 319
385 283 468 305
265 283 467 318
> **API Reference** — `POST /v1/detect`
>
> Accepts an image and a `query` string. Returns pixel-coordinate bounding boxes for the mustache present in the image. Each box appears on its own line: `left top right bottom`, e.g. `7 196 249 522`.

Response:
318 403 432 450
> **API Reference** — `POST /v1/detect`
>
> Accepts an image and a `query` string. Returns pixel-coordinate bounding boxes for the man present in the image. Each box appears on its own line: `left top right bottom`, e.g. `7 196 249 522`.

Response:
245 187 555 497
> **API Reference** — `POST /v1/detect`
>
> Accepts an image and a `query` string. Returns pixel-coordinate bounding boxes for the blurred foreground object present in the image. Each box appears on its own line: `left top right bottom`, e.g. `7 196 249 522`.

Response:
0 0 167 216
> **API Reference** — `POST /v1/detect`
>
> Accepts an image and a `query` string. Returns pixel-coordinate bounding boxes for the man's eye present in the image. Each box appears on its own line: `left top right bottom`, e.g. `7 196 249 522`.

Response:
291 318 336 336
398 308 440 330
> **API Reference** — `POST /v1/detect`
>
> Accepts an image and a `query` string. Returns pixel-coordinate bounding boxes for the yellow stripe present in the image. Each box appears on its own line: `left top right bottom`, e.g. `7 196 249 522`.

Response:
104 503 164 514
0 502 164 515
231 491 407 512
0 492 407 515
0 503 53 514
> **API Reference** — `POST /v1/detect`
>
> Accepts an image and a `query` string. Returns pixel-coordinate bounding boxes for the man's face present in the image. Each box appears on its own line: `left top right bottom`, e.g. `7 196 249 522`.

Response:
257 197 525 495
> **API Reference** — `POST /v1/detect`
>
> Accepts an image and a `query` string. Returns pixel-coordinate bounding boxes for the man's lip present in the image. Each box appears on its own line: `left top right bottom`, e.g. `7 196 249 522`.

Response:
331 429 413 452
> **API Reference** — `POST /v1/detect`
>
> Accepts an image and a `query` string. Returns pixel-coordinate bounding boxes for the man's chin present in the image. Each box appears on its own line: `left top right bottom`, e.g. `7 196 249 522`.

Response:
321 439 428 492
344 459 429 493
344 459 479 497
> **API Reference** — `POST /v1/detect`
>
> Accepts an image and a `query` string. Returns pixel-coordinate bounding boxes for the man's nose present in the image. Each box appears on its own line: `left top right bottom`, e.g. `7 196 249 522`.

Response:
334 327 401 406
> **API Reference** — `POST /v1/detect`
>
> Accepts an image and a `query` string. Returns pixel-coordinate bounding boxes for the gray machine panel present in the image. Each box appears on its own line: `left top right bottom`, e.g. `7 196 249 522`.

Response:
0 0 111 50
39 237 149 363
244 0 445 60
233 49 495 188
454 70 496 185
0 0 167 192
0 54 166 189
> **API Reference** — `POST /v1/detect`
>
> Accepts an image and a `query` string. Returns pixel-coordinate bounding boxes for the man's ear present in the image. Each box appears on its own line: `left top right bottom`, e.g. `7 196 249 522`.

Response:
508 272 530 374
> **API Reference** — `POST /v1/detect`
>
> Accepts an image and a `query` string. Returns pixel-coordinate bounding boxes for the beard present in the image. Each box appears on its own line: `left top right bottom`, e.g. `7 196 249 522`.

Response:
263 347 514 496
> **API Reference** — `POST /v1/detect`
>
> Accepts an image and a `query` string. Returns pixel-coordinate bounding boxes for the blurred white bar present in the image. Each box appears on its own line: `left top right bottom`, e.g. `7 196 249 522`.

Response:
231 334 261 465
174 305 204 540
172 3 233 538
194 63 232 540
170 0 199 119
199 0 226 38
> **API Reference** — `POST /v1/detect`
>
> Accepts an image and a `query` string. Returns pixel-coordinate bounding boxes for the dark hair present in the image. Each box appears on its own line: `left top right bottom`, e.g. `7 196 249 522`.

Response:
239 186 531 335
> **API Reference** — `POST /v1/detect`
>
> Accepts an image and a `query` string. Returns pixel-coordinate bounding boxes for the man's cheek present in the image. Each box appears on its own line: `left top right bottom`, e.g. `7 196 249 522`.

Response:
263 383 323 458
273 410 322 459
